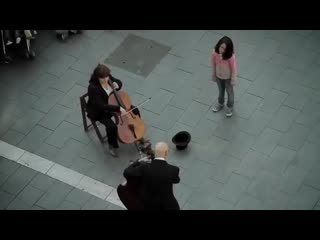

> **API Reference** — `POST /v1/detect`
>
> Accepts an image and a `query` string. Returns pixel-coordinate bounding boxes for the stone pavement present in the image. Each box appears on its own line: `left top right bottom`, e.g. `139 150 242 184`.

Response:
0 155 124 210
1 30 320 210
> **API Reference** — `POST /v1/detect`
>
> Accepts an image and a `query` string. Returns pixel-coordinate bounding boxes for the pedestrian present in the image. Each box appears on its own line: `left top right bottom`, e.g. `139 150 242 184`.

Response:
211 36 237 117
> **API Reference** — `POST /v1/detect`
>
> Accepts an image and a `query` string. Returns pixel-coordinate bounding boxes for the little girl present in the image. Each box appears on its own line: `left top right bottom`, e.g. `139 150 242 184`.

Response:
211 36 237 117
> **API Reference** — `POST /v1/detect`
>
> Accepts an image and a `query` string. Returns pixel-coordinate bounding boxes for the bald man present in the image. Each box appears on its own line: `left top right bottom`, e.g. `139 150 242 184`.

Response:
123 142 180 210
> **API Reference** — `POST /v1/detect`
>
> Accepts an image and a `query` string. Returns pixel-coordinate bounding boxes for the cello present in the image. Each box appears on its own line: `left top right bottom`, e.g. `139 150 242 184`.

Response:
107 77 149 144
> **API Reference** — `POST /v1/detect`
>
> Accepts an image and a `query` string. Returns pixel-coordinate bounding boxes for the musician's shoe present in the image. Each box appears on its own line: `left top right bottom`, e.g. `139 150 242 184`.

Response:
108 145 118 157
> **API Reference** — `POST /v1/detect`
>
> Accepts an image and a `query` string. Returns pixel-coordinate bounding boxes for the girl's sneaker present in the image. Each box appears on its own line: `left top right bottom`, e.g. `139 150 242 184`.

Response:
226 107 233 117
212 103 224 112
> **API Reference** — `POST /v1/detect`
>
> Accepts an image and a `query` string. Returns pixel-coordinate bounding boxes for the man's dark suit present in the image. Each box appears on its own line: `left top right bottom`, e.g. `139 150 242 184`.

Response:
123 158 180 210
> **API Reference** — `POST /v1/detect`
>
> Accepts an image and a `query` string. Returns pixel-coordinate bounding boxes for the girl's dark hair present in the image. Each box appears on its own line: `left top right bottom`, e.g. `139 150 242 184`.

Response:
214 36 234 60
89 64 111 84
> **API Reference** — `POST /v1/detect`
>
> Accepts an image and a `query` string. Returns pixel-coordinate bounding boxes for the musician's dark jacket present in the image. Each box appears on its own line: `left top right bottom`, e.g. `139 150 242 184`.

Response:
123 158 180 210
87 75 122 121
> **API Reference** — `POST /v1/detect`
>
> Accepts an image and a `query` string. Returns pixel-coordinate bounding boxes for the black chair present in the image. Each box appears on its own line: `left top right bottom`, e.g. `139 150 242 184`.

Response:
80 93 118 144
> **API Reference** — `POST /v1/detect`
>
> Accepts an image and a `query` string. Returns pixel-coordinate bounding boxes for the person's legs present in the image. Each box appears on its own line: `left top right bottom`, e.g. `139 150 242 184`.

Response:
225 80 234 117
99 117 119 156
212 78 226 112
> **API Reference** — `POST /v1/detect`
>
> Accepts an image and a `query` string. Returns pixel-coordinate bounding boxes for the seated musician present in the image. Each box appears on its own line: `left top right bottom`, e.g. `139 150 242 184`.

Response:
86 64 141 157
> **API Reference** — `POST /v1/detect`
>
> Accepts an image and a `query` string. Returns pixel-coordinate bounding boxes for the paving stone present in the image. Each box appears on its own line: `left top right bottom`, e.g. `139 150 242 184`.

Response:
236 42 256 59
295 100 320 128
68 157 94 176
212 116 247 141
279 33 306 57
268 106 300 132
279 123 311 151
38 104 73 131
283 85 315 111
0 112 17 138
52 69 82 93
286 185 320 210
254 38 280 61
237 55 266 81
262 146 297 175
142 88 174 115
280 165 309 195
224 131 256 160
65 188 92 207
25 73 58 97
194 31 222 54
234 77 252 102
169 86 201 110
153 53 183 75
186 178 223 209
246 63 285 98
31 88 65 114
189 118 219 145
0 157 20 177
259 89 288 115
251 128 283 155
34 143 60 161
81 195 110 210
307 122 320 145
209 154 241 184
11 109 45 135
178 101 209 128
44 54 77 78
58 84 86 109
1 93 39 118
31 205 45 210
45 121 90 148
193 81 219 106
159 69 193 94
247 170 290 209
207 197 234 210
17 185 44 206
273 68 302 93
153 105 184 131
144 126 166 147
18 125 53 153
36 181 73 210
56 200 81 210
0 129 25 146
30 173 56 192
233 150 269 179
173 183 195 208
180 159 216 188
218 173 251 204
107 203 125 210
234 193 266 210
2 165 37 195
291 141 320 172
303 162 320 190
238 109 273 137
0 189 15 209
177 49 210 74
7 197 32 210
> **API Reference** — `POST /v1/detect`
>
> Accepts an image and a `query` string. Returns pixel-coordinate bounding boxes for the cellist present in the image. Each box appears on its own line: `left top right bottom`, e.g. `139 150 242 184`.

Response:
86 64 142 157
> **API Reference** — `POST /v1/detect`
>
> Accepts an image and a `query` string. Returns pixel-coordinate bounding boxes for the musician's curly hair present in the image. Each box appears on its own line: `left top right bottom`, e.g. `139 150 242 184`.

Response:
89 64 111 84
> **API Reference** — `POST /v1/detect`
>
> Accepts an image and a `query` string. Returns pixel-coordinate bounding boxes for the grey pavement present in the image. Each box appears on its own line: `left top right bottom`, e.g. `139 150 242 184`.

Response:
0 156 123 210
1 30 320 210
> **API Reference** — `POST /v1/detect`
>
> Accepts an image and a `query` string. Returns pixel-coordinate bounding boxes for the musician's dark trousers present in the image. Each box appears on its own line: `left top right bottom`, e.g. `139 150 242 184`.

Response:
99 105 140 148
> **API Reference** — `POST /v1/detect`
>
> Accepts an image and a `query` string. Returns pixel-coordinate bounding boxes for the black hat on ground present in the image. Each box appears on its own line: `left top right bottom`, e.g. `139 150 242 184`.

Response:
172 131 191 150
